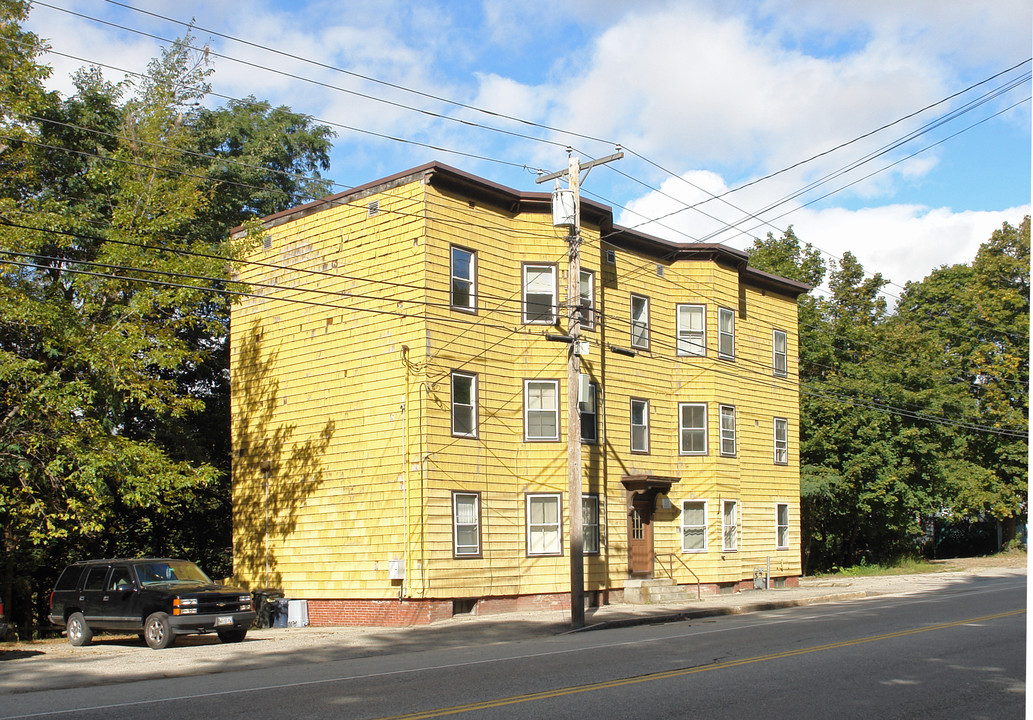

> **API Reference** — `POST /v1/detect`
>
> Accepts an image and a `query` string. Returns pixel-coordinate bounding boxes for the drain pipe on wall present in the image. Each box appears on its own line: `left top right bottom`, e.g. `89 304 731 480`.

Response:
401 346 410 603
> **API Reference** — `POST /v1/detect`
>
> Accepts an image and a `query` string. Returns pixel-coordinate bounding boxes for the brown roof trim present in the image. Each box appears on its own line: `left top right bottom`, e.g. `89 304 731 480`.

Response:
231 161 810 297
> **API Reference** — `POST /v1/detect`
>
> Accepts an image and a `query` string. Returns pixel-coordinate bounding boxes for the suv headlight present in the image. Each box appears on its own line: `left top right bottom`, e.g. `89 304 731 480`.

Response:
173 597 198 615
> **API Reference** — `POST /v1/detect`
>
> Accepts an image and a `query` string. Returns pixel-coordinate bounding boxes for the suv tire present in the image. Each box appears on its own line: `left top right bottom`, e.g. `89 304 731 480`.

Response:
67 612 92 646
143 612 175 650
217 627 248 643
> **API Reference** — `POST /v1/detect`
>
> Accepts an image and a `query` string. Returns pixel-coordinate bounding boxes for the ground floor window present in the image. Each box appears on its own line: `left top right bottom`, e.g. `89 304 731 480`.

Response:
526 493 562 556
682 500 708 552
777 503 789 549
722 500 738 552
583 494 601 554
452 492 481 557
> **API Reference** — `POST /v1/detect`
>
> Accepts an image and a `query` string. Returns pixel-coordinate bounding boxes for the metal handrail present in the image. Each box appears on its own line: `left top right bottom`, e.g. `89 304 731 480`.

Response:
654 553 702 601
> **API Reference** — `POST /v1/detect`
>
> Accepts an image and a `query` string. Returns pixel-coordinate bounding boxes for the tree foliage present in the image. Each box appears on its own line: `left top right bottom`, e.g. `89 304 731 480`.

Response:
0 2 334 636
750 220 1029 573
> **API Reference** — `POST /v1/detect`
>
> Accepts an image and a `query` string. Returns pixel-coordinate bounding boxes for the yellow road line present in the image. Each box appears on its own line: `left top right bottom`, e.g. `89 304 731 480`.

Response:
373 608 1026 720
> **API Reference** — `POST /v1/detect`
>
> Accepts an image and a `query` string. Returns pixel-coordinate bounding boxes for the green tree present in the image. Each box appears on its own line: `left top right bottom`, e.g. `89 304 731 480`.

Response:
0 9 335 635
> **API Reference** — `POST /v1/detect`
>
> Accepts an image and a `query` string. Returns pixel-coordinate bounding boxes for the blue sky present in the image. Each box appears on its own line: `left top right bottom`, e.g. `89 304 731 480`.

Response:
26 0 1031 295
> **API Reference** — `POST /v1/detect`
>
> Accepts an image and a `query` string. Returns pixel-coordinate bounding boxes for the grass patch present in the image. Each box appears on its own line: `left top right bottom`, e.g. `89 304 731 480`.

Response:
815 557 942 578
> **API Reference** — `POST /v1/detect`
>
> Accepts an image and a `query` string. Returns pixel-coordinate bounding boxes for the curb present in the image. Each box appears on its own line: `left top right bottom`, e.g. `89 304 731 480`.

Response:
575 590 873 632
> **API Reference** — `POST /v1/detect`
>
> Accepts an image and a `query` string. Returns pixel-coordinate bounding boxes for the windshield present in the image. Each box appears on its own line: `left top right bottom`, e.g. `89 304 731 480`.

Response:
134 560 212 586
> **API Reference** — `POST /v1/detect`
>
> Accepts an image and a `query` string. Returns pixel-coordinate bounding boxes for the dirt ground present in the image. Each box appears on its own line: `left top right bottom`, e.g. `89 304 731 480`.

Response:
929 548 1028 569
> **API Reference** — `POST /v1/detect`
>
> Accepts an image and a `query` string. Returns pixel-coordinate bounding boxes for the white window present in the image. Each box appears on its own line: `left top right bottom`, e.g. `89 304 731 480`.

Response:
451 372 477 438
719 405 736 456
630 398 649 453
718 307 735 360
682 500 708 552
777 503 790 549
523 264 556 324
774 417 788 464
631 294 649 349
451 246 475 311
583 495 601 554
527 494 562 556
773 329 787 377
525 380 559 441
579 270 595 329
677 304 706 356
679 403 707 455
580 382 598 445
722 500 738 552
453 492 481 557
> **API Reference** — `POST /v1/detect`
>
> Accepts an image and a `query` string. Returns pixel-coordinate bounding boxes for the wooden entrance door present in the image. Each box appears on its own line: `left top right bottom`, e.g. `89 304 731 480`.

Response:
627 498 654 576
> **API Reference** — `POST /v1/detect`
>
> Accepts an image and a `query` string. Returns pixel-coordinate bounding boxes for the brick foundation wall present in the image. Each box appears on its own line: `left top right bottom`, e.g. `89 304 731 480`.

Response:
302 578 798 626
307 599 453 627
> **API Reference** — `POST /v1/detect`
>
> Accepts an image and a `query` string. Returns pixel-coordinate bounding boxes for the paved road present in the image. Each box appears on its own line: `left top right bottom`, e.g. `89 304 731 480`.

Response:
0 571 1024 719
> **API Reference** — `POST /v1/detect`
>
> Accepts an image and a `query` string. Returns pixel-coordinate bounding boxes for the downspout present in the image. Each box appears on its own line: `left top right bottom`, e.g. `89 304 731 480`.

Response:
401 346 411 602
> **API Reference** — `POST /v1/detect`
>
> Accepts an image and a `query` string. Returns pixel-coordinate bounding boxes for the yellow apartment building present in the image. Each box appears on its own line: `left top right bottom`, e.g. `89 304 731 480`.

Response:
229 162 809 625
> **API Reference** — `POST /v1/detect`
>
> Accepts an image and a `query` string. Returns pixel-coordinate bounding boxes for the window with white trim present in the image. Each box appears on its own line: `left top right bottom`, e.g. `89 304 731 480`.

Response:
452 492 481 557
773 329 787 377
630 398 649 453
719 405 736 456
450 246 475 311
776 503 789 549
451 372 477 438
774 417 788 464
526 494 562 556
718 307 735 360
525 380 559 441
677 304 706 356
679 402 707 455
682 500 708 552
631 294 650 349
523 264 556 324
722 500 738 552
579 270 595 329
583 495 601 554
580 382 598 445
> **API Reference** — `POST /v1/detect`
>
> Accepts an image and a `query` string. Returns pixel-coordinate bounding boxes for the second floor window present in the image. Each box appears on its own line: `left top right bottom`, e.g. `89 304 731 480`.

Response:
580 382 598 445
774 417 788 464
773 329 787 376
718 307 735 359
523 264 556 324
525 380 559 441
631 294 649 349
450 246 475 311
719 404 736 456
679 402 707 454
630 398 649 453
579 270 595 329
677 304 706 356
451 372 477 438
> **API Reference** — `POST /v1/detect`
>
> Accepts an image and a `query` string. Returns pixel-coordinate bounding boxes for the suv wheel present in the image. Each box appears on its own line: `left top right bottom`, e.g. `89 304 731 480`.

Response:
67 612 93 646
217 627 248 643
143 612 175 650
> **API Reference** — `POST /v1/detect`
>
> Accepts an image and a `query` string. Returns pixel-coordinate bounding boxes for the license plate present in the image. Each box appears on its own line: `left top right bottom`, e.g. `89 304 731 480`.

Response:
215 616 233 627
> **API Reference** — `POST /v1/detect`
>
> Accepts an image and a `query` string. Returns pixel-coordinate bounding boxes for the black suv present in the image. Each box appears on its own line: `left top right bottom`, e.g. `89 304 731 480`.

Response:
48 558 255 649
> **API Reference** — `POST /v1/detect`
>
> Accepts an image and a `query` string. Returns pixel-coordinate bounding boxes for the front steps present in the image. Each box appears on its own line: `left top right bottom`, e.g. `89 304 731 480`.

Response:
623 577 697 605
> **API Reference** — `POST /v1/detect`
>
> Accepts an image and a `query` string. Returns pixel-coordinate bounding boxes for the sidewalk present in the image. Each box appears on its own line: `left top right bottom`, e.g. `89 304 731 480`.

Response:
0 565 1024 695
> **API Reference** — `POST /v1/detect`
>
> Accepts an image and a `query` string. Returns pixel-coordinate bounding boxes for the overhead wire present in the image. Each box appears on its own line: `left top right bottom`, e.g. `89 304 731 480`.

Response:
10 9 1033 421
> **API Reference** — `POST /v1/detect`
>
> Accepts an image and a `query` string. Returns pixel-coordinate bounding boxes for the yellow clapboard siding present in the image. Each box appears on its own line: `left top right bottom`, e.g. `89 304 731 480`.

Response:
231 165 803 604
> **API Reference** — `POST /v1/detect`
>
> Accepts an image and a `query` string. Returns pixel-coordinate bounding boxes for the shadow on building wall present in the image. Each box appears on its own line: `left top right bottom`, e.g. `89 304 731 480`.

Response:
233 321 335 589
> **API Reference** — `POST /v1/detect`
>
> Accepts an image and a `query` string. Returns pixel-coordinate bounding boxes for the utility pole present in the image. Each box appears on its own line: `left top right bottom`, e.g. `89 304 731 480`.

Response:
537 146 622 629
